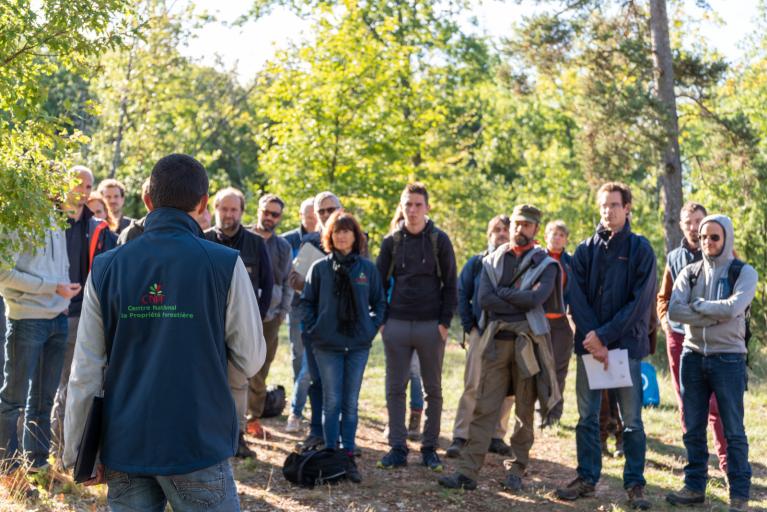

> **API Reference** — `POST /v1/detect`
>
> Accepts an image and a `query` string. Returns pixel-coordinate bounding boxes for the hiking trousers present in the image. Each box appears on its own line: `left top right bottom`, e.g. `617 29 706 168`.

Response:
383 318 445 450
452 327 513 440
455 321 537 480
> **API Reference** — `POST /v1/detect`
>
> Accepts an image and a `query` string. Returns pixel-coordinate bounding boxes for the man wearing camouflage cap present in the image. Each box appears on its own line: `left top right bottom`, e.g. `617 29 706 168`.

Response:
439 204 564 492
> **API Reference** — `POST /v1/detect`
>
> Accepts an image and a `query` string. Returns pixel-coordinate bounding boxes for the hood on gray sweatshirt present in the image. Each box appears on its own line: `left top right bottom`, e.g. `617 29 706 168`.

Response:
668 214 758 355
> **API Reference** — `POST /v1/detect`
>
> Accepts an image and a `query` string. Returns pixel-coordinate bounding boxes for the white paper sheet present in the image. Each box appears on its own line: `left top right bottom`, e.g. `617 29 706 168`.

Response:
293 243 326 278
582 349 633 390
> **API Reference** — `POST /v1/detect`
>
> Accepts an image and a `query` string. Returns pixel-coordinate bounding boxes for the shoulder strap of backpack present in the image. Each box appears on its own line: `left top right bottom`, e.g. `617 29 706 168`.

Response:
728 259 745 290
688 260 705 289
430 231 442 280
297 449 320 484
386 231 402 282
88 220 109 270
728 259 752 349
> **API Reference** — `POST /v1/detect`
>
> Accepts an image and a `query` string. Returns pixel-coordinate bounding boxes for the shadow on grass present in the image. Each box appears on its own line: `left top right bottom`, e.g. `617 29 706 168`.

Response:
234 414 699 512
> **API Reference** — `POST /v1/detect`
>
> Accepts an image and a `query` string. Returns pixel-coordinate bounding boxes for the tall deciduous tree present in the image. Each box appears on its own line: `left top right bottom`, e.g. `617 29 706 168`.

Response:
249 0 498 251
0 0 133 265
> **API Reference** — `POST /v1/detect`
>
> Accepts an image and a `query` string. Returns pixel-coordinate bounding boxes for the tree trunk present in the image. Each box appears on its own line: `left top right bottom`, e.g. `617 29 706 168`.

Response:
649 0 683 252
110 47 135 178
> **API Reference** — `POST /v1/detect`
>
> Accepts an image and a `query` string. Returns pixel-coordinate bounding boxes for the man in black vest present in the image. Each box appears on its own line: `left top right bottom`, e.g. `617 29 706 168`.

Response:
204 187 273 458
63 154 266 511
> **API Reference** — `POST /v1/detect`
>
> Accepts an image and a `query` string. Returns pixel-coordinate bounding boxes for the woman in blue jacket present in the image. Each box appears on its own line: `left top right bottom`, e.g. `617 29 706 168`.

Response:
301 211 386 483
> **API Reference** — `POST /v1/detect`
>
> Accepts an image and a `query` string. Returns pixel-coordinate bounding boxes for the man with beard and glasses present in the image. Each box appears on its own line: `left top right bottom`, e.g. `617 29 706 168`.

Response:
247 194 294 439
203 187 273 457
656 202 729 474
439 205 563 492
667 215 757 512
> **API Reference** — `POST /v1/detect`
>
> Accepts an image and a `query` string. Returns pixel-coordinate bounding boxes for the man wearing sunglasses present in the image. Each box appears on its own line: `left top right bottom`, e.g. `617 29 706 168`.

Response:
656 202 729 476
667 215 757 512
248 194 294 439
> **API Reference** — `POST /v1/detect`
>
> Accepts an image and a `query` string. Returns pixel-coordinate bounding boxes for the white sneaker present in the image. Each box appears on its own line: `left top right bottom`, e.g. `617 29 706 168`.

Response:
285 414 302 433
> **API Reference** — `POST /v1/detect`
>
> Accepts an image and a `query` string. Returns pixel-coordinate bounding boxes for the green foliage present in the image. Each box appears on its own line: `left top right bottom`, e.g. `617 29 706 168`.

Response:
0 0 133 266
73 0 266 218
250 0 492 253
4 0 767 353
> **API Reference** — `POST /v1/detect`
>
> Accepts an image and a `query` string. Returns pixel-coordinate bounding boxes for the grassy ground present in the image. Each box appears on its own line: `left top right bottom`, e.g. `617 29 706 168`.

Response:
2 325 766 511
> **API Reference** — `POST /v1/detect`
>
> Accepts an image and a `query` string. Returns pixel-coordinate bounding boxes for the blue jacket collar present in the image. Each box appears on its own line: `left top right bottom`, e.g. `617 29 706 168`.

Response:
144 207 203 237
596 219 632 243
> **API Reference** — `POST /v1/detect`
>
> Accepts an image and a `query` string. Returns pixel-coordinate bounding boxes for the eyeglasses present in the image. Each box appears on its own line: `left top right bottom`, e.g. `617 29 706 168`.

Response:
261 209 282 219
317 206 338 216
700 234 721 242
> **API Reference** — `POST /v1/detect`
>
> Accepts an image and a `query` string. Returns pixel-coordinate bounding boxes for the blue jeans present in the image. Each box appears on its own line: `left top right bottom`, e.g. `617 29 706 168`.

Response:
290 357 311 417
105 460 240 511
0 315 68 467
575 355 646 488
289 314 311 417
680 349 751 500
409 352 424 411
313 347 370 453
302 334 324 438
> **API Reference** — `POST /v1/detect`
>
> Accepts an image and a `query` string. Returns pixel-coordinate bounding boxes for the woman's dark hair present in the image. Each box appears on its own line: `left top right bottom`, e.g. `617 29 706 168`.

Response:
322 211 366 255
149 154 209 212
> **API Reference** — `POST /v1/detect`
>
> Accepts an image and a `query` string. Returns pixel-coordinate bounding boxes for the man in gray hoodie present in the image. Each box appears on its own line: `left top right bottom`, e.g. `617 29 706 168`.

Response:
667 214 757 512
0 221 81 470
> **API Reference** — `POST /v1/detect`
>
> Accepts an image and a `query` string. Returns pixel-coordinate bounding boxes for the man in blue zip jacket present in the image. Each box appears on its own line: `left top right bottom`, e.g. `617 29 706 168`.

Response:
556 182 656 510
63 154 266 512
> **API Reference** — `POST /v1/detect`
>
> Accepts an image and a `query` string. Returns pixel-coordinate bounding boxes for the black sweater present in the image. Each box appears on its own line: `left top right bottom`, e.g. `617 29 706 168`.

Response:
376 220 457 327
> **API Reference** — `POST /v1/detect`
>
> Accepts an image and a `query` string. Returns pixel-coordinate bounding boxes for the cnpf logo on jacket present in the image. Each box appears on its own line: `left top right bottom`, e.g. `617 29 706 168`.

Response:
355 272 369 285
141 283 166 305
122 282 194 320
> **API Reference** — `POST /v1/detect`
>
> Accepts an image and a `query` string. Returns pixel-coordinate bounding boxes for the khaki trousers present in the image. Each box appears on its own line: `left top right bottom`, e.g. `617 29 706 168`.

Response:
455 322 537 480
228 362 249 430
452 327 514 440
247 316 282 418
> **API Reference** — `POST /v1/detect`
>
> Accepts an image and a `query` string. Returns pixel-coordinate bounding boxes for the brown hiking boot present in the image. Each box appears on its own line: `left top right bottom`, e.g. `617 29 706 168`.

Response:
665 486 705 506
555 476 595 501
627 485 651 510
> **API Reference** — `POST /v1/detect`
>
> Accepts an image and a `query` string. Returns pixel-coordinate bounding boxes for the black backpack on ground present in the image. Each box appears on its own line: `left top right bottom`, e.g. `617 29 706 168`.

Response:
283 448 350 488
261 384 286 418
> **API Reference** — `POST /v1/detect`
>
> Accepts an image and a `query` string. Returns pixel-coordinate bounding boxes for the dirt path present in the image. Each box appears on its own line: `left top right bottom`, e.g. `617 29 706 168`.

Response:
234 416 634 512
